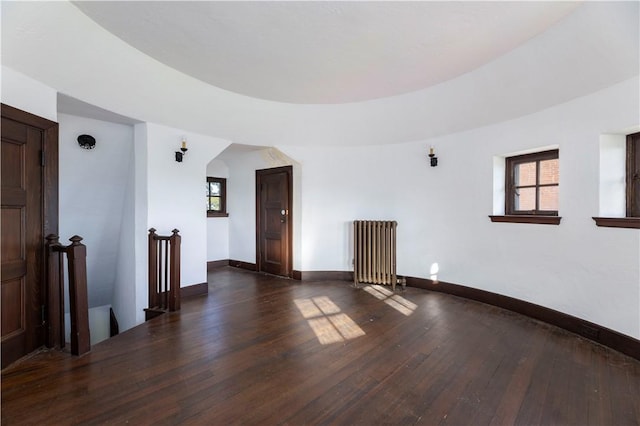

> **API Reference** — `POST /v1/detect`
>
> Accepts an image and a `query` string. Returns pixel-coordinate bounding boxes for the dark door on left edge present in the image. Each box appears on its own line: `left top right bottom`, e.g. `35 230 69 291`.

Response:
256 166 292 278
1 109 46 368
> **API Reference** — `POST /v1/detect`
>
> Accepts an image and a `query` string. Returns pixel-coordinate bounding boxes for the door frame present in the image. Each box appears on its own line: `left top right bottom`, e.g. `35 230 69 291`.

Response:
255 165 293 278
1 103 59 354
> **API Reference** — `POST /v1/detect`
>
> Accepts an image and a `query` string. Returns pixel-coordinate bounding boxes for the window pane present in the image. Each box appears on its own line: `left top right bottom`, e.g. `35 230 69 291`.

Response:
515 187 536 211
210 182 221 196
206 183 211 196
209 196 220 211
515 162 536 186
539 186 559 211
539 159 559 184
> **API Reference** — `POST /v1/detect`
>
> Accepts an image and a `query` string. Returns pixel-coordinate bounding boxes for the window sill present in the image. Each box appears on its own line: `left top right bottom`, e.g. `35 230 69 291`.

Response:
592 217 640 229
207 212 229 218
489 215 561 225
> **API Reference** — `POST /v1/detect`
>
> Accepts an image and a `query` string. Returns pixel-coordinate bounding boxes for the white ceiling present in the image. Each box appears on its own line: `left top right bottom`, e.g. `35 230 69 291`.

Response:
58 93 142 125
73 1 580 104
3 1 638 146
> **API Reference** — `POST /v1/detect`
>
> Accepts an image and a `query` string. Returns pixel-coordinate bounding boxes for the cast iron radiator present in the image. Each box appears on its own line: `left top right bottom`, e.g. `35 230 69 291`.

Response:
353 220 402 291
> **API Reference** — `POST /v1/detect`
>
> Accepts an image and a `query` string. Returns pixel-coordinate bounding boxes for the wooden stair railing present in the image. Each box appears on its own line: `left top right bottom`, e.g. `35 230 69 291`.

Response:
45 234 91 356
145 228 181 321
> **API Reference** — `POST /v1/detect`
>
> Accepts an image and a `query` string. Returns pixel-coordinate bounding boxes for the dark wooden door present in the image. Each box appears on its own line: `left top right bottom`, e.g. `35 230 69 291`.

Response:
1 104 58 369
256 166 292 277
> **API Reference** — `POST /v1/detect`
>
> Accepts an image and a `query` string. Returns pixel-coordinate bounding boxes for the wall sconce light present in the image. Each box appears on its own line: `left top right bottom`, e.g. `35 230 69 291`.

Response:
175 137 188 162
428 146 438 167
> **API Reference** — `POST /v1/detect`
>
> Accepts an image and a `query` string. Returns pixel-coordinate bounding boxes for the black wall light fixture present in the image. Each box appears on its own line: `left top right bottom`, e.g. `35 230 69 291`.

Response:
175 137 188 162
428 146 438 167
77 134 96 150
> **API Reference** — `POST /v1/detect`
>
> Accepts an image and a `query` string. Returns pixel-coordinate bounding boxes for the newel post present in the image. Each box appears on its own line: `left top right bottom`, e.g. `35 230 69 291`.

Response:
66 235 91 356
169 229 181 311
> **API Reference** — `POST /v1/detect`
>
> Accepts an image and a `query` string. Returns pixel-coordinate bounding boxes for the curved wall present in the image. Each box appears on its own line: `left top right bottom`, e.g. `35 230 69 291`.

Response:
280 77 640 339
2 1 638 339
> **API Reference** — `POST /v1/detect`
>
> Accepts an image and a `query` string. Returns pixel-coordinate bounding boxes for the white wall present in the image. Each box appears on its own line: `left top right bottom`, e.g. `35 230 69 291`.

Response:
132 124 149 327
206 159 230 262
1 66 57 121
144 123 231 287
58 113 134 308
281 77 640 339
110 125 140 331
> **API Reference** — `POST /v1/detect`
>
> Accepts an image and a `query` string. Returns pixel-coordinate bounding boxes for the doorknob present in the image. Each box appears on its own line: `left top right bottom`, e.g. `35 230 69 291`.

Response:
281 209 287 223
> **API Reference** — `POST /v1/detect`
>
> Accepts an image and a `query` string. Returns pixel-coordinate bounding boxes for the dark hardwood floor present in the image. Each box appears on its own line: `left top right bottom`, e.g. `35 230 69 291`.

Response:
2 267 640 425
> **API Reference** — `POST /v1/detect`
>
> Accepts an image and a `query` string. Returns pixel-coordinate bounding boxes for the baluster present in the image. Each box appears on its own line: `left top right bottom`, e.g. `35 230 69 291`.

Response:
169 229 181 311
148 229 158 309
163 238 169 310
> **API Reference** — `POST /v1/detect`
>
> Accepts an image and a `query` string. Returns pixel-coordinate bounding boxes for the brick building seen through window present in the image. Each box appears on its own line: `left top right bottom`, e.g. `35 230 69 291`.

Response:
506 150 559 216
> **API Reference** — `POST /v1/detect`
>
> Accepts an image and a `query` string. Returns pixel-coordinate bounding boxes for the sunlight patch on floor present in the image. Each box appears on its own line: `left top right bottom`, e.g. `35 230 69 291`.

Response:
363 285 417 316
294 298 323 319
328 313 365 340
294 297 365 345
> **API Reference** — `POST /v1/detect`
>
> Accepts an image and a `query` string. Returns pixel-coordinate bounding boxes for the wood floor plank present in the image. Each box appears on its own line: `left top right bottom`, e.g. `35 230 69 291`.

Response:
2 267 640 425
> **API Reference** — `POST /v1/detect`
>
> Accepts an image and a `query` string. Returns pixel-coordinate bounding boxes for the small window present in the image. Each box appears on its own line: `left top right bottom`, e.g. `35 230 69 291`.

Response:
505 149 559 216
207 177 228 217
592 132 640 229
626 132 640 217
